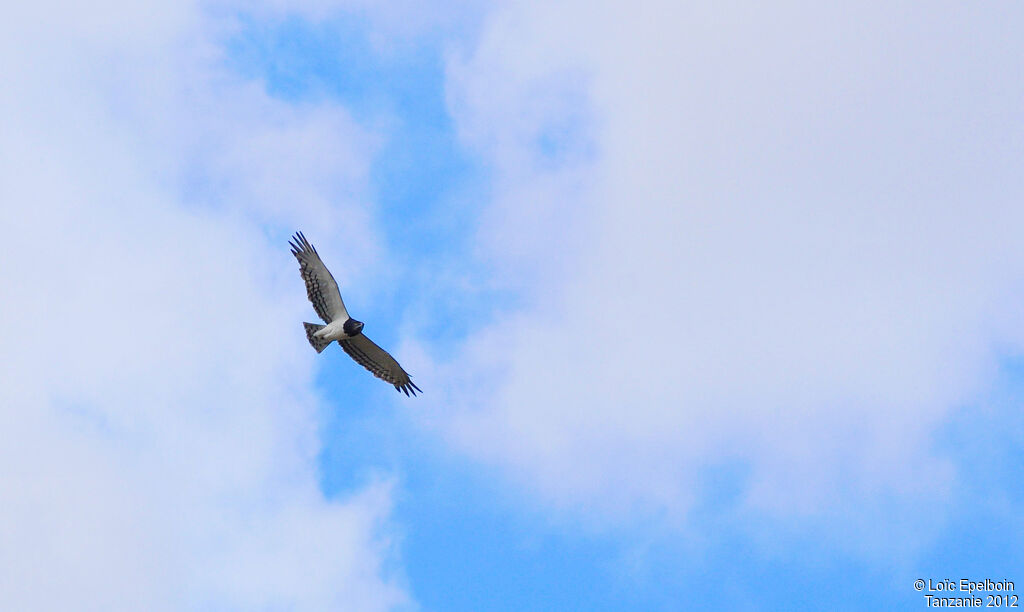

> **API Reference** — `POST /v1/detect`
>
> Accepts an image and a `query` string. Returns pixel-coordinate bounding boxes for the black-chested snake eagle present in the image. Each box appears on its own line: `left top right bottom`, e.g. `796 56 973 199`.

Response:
290 231 421 396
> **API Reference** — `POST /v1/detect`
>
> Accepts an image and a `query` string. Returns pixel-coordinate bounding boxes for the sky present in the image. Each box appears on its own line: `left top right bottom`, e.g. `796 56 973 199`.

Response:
1 1 1023 610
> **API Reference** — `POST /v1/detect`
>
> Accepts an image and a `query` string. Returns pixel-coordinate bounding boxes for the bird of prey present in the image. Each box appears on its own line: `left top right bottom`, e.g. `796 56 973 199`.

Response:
289 231 422 396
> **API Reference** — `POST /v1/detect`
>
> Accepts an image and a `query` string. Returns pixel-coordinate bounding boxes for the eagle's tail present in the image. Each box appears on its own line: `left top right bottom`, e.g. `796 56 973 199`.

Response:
303 322 332 353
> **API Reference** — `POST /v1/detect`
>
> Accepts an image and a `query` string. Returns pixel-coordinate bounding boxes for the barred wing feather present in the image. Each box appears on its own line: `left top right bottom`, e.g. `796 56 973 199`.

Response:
339 334 422 396
289 232 349 324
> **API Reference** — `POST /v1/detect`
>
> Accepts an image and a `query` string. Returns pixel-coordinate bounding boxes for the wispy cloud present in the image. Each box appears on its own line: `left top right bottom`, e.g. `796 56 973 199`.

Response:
0 1 415 609
436 1 1024 541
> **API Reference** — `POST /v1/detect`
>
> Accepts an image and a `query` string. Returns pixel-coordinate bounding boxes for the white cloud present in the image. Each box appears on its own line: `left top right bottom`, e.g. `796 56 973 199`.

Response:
224 0 485 54
438 0 1024 531
0 1 411 609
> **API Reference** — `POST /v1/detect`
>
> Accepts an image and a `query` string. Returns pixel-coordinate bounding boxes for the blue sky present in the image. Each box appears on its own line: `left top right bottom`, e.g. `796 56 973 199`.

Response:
2 1 1024 610
225 5 1024 610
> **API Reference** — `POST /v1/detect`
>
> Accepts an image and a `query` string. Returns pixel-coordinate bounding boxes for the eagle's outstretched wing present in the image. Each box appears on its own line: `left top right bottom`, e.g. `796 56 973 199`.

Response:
339 334 422 396
289 232 349 324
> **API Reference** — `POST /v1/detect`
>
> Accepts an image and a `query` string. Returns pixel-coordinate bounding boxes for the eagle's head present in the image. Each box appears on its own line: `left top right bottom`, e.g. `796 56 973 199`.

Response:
343 318 364 336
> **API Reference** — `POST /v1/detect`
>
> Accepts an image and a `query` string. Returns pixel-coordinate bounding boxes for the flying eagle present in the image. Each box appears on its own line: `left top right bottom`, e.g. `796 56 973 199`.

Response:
289 231 422 396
